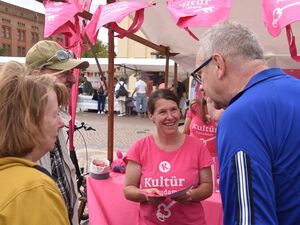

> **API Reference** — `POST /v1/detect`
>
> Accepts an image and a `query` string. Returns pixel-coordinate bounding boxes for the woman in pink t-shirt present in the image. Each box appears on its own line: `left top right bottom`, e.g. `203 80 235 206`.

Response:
124 89 213 225
183 98 218 157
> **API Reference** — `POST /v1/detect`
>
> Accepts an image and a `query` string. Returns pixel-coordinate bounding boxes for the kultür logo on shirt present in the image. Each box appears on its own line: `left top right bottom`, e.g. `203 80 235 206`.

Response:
159 161 171 173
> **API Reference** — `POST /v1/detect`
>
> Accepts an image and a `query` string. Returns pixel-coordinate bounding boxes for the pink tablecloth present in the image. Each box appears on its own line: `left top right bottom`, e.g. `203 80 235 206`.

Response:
87 172 223 225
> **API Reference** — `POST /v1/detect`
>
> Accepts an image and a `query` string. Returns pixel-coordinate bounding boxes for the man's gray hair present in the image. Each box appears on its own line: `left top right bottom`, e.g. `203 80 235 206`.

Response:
200 21 264 61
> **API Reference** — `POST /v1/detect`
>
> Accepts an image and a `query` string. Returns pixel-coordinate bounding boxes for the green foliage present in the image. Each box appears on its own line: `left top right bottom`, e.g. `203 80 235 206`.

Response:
0 48 5 56
82 39 108 58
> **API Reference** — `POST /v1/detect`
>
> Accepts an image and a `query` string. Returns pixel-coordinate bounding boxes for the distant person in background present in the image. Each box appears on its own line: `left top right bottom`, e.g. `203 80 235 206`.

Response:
0 61 70 225
124 89 213 225
146 77 153 98
174 80 187 118
183 97 218 157
115 77 128 117
183 95 222 192
158 77 166 89
132 75 147 117
82 77 93 95
97 76 107 115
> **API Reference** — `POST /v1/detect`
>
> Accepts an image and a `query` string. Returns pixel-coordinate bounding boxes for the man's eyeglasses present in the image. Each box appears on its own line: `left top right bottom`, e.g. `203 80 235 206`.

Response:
191 56 213 84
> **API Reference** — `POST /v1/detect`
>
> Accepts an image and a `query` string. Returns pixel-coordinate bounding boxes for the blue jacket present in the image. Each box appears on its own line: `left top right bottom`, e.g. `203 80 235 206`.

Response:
218 68 300 225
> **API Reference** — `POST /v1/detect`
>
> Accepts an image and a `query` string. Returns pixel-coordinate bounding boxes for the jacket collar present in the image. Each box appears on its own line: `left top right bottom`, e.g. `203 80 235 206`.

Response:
229 67 285 106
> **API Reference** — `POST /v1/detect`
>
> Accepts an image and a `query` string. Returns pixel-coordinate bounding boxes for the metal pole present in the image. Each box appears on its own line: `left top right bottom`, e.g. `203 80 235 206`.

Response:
164 49 170 88
174 62 178 95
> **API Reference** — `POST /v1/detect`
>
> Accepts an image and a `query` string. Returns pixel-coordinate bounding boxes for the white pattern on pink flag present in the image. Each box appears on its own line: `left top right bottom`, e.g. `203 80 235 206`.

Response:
167 0 232 40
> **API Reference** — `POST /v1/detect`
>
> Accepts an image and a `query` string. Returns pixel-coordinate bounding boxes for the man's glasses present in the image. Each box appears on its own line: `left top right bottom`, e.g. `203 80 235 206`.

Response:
191 56 213 84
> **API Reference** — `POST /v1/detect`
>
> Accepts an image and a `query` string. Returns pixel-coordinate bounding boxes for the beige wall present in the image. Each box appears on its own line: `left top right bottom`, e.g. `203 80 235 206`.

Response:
116 17 159 93
117 17 154 59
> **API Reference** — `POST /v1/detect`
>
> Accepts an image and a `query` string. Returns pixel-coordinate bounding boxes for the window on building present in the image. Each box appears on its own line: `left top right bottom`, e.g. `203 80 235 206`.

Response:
31 32 39 44
17 29 26 42
2 18 11 24
21 47 26 56
2 44 12 56
18 46 25 57
2 26 11 39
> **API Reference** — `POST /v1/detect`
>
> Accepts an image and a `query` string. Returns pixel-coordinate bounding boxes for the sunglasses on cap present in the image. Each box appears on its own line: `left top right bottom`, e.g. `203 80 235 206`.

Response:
47 49 76 63
191 56 213 84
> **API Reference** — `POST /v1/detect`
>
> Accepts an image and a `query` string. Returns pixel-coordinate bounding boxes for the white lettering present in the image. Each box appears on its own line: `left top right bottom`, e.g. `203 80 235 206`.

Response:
144 176 185 188
46 15 58 22
179 0 212 8
191 123 217 133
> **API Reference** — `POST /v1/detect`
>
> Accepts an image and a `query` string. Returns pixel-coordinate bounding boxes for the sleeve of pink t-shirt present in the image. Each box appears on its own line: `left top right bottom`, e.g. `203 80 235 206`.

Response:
126 138 145 165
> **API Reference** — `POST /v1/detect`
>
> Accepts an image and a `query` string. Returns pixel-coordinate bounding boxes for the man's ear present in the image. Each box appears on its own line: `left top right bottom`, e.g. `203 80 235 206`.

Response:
213 54 226 79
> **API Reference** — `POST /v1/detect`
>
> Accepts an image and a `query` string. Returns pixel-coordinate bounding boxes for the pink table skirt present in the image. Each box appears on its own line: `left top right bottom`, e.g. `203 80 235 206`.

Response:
87 172 223 225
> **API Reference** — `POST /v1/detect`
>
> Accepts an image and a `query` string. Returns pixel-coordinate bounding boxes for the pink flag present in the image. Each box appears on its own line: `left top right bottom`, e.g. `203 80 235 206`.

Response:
44 1 83 48
262 0 300 61
167 0 231 40
262 0 300 37
85 1 155 44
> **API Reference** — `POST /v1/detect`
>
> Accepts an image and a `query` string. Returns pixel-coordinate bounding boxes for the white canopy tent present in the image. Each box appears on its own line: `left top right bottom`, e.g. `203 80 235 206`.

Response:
115 0 300 72
0 56 187 80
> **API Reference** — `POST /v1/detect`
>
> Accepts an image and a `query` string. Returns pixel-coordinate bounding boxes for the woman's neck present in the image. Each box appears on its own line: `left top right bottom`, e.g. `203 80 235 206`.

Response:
153 132 185 152
24 148 42 163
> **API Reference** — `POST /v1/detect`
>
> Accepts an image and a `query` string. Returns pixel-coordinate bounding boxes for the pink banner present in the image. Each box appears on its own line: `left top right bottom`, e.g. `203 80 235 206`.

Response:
167 0 231 40
44 1 83 37
44 1 85 49
85 1 155 44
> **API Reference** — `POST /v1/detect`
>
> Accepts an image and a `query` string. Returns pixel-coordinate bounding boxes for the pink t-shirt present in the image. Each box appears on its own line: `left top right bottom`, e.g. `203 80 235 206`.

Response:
127 135 212 225
186 104 218 157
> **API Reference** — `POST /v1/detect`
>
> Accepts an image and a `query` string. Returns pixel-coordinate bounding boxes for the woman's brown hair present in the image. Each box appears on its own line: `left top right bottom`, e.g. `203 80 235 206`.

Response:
189 97 208 123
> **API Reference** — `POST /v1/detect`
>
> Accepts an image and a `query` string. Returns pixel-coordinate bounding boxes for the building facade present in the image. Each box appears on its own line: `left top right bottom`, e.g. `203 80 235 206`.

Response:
0 1 44 56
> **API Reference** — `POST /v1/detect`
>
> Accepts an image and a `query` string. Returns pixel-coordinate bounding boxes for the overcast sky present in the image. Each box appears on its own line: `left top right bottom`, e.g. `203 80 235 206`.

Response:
2 0 109 43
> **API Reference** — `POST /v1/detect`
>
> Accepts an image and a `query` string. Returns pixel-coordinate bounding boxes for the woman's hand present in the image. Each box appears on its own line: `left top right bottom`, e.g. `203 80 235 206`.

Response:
171 189 194 204
140 188 166 204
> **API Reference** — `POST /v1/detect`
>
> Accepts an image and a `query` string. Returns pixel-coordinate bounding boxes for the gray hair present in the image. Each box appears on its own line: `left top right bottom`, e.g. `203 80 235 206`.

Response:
199 21 264 61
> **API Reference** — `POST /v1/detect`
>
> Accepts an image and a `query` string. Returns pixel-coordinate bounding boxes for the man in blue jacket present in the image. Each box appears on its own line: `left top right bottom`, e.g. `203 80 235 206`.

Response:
192 21 300 224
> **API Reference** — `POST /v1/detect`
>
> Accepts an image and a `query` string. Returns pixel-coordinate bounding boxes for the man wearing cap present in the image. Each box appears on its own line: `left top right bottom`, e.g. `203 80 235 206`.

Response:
26 40 89 225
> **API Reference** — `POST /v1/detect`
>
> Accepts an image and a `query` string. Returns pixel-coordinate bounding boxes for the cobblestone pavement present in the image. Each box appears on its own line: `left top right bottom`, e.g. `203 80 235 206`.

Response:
73 111 184 173
72 111 156 172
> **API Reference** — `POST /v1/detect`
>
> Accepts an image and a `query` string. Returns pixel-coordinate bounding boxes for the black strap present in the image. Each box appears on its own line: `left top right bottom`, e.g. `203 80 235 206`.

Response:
33 165 54 180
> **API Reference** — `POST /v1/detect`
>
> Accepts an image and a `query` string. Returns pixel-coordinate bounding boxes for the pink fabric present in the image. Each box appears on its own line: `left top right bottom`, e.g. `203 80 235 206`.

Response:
186 104 218 157
87 173 139 225
43 1 82 38
87 172 223 225
85 1 155 44
262 0 300 62
167 0 231 40
126 135 212 225
262 0 300 37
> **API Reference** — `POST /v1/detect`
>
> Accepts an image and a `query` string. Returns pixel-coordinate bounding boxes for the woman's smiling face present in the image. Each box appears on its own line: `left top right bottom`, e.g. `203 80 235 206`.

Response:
149 98 180 135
